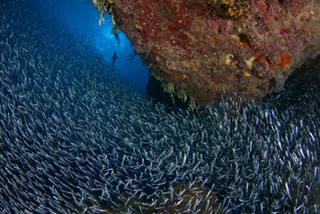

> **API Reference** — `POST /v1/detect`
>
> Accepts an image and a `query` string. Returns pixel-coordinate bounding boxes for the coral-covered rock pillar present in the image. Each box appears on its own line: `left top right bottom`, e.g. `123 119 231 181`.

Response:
93 0 320 105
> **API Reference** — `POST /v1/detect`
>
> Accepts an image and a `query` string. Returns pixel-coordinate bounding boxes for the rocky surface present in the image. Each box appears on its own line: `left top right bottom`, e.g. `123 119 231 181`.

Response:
93 0 320 105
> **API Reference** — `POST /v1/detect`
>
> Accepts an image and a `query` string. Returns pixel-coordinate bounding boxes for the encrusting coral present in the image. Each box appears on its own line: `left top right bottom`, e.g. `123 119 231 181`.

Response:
92 0 320 105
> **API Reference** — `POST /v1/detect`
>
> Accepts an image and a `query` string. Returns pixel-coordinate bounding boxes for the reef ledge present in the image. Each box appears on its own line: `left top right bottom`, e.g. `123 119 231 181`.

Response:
93 0 320 105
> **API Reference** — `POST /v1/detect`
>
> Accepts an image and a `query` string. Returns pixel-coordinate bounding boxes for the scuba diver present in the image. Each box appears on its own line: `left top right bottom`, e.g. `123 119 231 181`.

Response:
111 52 118 67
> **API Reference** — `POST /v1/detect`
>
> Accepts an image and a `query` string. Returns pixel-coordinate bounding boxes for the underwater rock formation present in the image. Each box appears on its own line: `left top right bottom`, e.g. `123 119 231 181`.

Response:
93 0 320 104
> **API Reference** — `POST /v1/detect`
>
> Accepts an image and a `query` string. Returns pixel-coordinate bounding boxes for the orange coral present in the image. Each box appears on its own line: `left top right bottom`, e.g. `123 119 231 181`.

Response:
277 53 292 67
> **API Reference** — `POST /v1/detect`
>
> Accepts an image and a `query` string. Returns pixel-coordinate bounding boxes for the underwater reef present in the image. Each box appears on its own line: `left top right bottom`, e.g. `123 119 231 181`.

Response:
92 0 320 105
0 0 320 213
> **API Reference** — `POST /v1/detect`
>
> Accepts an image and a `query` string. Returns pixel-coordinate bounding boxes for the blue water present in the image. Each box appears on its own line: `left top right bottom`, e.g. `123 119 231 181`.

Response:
29 0 149 94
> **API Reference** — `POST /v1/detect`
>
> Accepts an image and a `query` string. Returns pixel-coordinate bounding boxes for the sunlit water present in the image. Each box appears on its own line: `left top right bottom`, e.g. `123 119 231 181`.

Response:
29 0 149 94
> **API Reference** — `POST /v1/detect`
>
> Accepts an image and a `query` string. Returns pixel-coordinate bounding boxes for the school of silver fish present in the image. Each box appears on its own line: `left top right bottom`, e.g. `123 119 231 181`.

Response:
0 0 319 213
